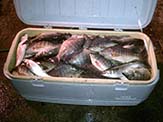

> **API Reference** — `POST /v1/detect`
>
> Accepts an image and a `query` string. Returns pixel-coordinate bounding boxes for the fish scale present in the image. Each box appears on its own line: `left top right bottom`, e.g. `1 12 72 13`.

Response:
90 53 112 71
25 41 60 58
89 36 118 52
99 45 140 63
57 35 85 61
29 41 54 51
68 49 91 67
30 32 71 43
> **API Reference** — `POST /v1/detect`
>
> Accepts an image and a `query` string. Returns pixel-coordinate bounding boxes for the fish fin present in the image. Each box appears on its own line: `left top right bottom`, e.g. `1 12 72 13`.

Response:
35 49 48 58
22 40 29 45
120 73 129 81
56 54 61 62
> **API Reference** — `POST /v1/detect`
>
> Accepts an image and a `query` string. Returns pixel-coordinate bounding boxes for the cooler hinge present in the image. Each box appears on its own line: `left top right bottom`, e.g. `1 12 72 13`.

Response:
114 28 123 32
79 26 87 30
44 24 53 29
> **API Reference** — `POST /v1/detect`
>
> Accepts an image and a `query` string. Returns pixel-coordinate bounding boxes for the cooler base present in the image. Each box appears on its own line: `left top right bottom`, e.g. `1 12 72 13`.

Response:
23 95 142 106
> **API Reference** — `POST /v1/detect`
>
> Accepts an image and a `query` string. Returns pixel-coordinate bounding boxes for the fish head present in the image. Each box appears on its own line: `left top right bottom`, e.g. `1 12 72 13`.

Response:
23 59 33 68
102 70 122 78
100 48 120 58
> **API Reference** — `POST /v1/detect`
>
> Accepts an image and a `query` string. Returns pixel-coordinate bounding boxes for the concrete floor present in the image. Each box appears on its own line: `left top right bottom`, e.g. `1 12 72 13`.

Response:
0 0 163 122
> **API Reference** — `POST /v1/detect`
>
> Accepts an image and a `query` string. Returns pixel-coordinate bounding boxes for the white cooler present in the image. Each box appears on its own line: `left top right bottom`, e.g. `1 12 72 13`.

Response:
3 0 159 106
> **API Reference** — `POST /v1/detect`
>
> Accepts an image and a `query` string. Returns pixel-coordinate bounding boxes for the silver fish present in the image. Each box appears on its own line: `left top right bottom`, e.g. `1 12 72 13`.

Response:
102 61 151 80
56 35 85 61
12 63 34 76
30 32 71 43
68 49 91 67
90 53 112 71
89 36 117 52
48 63 83 77
16 34 28 67
24 59 51 77
25 41 61 58
99 45 140 63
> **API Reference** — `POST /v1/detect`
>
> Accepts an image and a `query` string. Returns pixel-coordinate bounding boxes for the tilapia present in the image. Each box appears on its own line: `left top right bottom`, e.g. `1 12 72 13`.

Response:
48 63 83 77
25 41 61 59
12 63 34 76
102 61 151 80
56 35 85 61
99 45 140 63
30 32 71 44
16 34 28 67
68 49 91 68
90 53 112 71
24 59 51 77
89 36 117 52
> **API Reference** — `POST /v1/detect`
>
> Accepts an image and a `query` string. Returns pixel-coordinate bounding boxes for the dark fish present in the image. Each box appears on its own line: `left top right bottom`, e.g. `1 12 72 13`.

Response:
16 34 28 67
102 61 151 80
90 53 112 71
56 35 85 61
68 49 91 67
89 36 117 52
36 60 56 72
25 41 61 58
121 38 145 53
30 32 71 44
48 63 83 77
122 67 151 80
99 45 140 63
80 64 106 78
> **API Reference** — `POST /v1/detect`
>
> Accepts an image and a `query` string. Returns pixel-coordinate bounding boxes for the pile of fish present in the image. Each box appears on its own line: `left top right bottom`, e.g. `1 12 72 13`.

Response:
11 31 151 80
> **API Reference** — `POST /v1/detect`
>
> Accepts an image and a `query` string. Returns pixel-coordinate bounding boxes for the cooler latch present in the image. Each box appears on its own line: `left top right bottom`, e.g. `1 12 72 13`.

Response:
114 82 128 91
114 28 123 32
79 26 87 30
31 79 45 88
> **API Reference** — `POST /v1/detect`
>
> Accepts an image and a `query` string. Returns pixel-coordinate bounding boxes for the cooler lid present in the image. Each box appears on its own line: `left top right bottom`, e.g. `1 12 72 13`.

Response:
14 0 157 30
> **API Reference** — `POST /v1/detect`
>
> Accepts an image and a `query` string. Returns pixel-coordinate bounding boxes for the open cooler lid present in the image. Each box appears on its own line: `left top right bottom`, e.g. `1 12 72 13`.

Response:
14 0 157 30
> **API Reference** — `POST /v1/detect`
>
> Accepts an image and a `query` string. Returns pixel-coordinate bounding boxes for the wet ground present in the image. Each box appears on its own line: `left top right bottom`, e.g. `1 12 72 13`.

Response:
0 0 163 122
